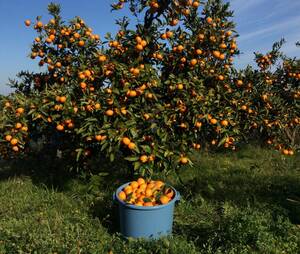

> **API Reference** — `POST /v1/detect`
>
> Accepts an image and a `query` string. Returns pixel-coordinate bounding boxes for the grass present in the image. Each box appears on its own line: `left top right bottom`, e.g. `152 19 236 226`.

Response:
0 145 300 253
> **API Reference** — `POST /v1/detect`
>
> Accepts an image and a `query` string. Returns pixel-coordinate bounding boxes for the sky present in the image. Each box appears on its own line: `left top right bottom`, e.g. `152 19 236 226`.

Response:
0 0 299 95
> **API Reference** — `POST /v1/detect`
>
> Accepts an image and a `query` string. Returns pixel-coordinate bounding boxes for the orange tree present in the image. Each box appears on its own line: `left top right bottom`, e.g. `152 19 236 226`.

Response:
250 40 300 155
0 0 297 176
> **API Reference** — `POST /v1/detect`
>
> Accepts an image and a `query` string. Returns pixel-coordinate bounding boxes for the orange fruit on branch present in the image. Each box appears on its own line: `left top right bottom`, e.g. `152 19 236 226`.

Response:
179 157 188 164
105 109 114 116
140 155 148 163
10 138 18 146
122 137 131 145
128 142 136 150
25 20 31 26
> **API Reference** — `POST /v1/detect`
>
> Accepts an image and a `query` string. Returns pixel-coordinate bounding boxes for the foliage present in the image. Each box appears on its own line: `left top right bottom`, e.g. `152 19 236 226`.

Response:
0 0 299 176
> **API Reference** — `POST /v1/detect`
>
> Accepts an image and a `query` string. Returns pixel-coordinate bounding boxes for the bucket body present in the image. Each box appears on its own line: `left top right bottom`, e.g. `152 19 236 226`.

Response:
114 182 180 239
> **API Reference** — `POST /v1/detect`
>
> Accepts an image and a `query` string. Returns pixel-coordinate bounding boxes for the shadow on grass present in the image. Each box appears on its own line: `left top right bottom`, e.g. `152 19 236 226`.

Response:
0 154 76 191
173 147 300 225
0 148 134 234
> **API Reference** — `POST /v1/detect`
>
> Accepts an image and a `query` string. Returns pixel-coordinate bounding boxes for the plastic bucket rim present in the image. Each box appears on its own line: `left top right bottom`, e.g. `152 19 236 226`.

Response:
114 182 180 210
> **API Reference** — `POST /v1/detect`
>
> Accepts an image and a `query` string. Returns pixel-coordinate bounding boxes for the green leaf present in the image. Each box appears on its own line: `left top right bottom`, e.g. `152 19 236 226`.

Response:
124 156 139 162
133 161 141 171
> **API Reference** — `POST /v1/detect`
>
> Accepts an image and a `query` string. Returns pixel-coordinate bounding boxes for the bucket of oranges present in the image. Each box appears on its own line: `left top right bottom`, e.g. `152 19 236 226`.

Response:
113 178 181 239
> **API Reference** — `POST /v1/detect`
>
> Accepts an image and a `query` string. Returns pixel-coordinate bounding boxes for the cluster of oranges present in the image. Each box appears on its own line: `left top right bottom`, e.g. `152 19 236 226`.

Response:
2 103 28 153
118 178 175 206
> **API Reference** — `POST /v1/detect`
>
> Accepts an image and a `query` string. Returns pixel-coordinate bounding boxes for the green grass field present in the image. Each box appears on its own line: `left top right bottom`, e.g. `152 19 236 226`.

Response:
0 145 300 253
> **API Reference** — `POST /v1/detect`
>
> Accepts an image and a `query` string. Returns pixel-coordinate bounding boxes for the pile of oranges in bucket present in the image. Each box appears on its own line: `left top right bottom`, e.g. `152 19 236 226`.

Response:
118 178 175 206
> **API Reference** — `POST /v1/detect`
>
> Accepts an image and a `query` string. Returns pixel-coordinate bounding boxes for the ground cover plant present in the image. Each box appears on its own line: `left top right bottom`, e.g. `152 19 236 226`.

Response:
0 146 299 253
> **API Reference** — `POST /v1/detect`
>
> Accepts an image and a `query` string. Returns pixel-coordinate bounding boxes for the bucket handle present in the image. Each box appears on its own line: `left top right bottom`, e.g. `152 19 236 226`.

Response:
175 191 181 203
113 192 117 203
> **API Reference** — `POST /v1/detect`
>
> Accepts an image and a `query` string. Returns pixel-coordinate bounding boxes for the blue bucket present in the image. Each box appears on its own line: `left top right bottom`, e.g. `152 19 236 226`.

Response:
113 182 181 239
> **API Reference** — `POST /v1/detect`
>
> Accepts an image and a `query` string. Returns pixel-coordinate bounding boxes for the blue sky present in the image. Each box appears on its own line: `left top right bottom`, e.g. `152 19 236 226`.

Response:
0 0 299 95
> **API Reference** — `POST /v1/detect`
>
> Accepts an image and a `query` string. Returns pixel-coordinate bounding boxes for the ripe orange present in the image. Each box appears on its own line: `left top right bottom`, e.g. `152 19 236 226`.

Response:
5 135 12 142
128 90 137 97
10 138 18 146
122 137 131 145
132 68 140 76
192 1 200 8
78 40 85 46
49 34 55 41
226 31 232 36
105 109 114 116
180 157 188 164
128 142 136 150
36 21 43 28
135 36 142 43
95 135 102 141
221 120 229 126
56 124 64 131
220 43 227 49
195 121 202 128
124 185 133 195
155 180 164 189
59 96 67 103
282 149 289 155
80 82 87 89
67 123 74 129
145 189 153 197
143 113 150 120
219 54 225 60
95 103 101 110
177 83 184 90
139 183 147 191
135 44 143 51
25 20 31 26
212 50 220 58
210 118 218 125
193 143 201 150
135 201 144 206
190 59 198 66
160 195 170 205
118 191 126 201
196 49 203 55
16 108 24 114
137 178 145 186
130 181 139 189
177 45 184 52
15 123 22 129
55 62 62 68
12 146 19 152
99 55 107 62
206 17 213 24
140 155 148 163
218 75 224 81
236 80 243 86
